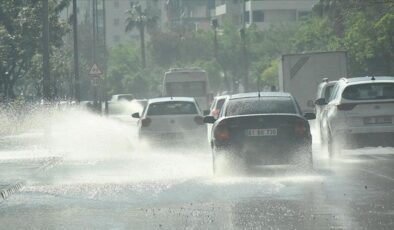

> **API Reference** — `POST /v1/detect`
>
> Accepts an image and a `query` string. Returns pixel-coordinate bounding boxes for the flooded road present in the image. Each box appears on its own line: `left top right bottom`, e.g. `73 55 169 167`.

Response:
1 110 393 229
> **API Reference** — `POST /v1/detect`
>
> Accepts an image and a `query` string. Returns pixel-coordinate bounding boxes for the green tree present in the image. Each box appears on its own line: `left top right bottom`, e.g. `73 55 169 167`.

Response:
0 0 69 100
125 2 158 69
106 43 159 98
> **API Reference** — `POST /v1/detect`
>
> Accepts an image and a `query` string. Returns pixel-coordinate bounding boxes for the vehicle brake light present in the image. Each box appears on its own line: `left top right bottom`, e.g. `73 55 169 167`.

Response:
214 122 230 141
141 117 151 127
294 120 307 137
337 103 356 111
194 116 204 125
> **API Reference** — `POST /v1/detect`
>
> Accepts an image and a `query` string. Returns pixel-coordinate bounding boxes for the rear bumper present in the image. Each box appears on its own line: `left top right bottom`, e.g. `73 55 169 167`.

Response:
336 132 394 148
140 128 206 145
214 138 312 165
334 125 394 148
334 125 394 135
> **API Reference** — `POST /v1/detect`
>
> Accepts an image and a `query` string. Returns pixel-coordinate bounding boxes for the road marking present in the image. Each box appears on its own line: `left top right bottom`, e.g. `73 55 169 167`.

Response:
359 168 394 182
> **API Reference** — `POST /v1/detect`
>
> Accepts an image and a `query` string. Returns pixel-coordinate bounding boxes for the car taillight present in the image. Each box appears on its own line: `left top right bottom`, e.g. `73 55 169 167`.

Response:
141 117 151 127
194 116 204 125
337 103 356 111
294 120 307 137
214 122 230 141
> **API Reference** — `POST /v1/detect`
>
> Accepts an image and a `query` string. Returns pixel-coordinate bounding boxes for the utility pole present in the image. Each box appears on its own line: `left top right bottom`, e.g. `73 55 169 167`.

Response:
92 0 97 64
42 0 51 100
211 19 218 60
240 0 249 92
73 0 80 102
102 0 109 115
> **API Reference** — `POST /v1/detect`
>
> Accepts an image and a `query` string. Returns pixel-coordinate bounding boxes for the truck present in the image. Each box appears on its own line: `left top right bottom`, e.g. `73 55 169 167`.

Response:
278 51 347 113
162 68 212 110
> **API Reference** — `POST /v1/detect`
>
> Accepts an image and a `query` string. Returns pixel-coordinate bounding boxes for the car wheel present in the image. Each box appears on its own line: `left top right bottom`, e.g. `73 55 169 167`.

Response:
319 124 326 147
305 148 314 170
212 150 217 174
294 145 313 170
328 132 341 159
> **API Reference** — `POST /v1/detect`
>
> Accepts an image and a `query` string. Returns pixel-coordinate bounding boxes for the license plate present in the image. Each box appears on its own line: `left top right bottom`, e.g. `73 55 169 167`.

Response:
245 129 277 136
363 116 392 125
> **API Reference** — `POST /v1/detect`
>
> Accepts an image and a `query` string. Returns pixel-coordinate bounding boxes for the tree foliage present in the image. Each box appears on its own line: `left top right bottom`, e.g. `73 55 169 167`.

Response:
0 0 69 100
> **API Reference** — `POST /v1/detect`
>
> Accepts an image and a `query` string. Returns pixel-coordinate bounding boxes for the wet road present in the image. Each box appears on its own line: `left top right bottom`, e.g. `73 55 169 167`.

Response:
0 112 393 230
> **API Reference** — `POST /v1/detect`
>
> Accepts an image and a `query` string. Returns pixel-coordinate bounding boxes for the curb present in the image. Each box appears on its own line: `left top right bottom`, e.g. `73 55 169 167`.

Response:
0 156 62 202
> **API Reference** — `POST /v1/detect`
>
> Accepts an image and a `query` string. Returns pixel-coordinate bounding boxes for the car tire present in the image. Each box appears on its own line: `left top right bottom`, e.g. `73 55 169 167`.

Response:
212 150 217 175
319 124 327 147
306 151 314 170
328 132 341 159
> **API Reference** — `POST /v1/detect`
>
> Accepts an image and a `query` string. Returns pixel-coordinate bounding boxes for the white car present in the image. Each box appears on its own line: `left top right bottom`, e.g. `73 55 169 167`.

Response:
315 79 337 142
132 97 206 145
316 76 394 157
111 94 134 102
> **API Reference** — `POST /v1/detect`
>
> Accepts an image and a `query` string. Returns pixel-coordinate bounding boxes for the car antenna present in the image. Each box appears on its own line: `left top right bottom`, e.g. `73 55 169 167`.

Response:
371 76 375 81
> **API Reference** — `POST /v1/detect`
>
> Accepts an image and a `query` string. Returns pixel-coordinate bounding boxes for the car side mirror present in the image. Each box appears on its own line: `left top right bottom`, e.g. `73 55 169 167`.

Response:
203 110 210 116
131 112 140 118
203 116 216 124
314 98 327 106
304 113 316 120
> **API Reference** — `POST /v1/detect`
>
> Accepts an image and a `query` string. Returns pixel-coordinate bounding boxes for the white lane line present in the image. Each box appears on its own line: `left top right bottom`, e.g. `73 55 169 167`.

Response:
359 168 394 182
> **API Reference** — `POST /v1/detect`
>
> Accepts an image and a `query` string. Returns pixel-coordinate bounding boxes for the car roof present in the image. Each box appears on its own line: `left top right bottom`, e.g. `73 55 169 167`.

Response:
230 92 292 100
113 94 133 96
148 97 196 104
214 95 230 100
340 76 394 85
324 81 337 86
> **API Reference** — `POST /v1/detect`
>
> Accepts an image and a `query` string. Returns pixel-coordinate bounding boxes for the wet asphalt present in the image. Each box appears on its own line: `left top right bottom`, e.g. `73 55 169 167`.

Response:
0 128 393 230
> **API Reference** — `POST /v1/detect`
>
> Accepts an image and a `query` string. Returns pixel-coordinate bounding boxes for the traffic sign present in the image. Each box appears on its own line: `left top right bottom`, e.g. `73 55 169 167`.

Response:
89 63 103 77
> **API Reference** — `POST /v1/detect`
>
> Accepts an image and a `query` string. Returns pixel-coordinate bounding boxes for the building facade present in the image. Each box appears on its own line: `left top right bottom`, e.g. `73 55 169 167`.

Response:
214 0 316 30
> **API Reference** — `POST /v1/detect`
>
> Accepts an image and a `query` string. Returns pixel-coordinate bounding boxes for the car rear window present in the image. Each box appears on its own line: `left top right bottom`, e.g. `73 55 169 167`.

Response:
147 101 198 116
225 97 297 116
342 83 394 100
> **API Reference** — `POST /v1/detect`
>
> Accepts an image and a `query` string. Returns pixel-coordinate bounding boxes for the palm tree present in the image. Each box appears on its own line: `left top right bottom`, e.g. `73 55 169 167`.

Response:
125 3 158 69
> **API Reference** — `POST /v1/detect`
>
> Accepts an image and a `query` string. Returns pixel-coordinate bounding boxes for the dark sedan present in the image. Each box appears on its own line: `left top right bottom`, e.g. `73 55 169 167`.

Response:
204 92 316 173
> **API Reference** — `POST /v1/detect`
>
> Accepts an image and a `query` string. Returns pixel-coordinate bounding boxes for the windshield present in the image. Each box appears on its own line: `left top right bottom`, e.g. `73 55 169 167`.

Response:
342 83 394 100
147 101 198 115
226 97 297 116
